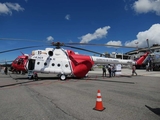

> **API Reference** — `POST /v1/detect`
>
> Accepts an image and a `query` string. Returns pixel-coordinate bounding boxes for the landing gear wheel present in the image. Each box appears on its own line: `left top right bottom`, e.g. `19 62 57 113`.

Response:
60 74 66 81
28 75 33 80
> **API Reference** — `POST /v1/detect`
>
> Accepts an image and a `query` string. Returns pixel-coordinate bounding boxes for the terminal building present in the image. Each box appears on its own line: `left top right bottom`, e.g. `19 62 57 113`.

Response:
115 44 160 71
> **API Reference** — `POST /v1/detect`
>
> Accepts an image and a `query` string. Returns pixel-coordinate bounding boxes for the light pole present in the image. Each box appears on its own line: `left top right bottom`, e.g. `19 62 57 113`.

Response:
135 42 139 55
135 42 139 50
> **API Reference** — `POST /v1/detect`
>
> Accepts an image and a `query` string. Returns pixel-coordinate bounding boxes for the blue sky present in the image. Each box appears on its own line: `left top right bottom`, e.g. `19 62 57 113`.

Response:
0 0 160 61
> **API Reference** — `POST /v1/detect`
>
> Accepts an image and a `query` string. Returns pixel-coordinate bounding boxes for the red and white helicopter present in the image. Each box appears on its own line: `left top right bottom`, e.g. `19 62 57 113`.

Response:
0 40 149 80
0 45 43 74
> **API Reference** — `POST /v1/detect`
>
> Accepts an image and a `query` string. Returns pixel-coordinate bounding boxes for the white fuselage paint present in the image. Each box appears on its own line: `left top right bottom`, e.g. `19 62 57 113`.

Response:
29 48 72 74
27 47 136 76
91 56 136 65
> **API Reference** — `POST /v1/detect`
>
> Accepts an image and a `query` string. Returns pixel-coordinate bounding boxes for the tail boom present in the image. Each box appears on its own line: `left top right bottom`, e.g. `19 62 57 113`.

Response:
91 56 136 65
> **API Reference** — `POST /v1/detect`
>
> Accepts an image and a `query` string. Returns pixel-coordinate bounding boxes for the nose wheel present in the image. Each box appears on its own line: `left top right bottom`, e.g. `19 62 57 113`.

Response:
60 74 66 81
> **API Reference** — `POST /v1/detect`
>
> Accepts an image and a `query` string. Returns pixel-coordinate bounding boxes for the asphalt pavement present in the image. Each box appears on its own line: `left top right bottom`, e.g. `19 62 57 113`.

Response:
0 68 160 120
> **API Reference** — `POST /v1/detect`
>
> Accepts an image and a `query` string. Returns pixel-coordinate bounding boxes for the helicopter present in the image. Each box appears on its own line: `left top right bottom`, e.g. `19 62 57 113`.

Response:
10 53 29 74
0 45 44 74
16 42 149 80
0 40 149 80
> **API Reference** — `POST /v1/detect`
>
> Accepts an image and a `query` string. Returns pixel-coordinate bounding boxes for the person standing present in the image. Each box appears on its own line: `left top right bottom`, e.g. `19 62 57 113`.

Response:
107 64 112 77
102 65 106 77
4 67 8 75
132 65 137 76
111 64 116 77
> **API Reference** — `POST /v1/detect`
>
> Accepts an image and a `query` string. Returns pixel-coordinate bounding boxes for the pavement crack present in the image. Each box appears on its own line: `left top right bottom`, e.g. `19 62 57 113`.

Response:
26 86 79 120
50 100 80 120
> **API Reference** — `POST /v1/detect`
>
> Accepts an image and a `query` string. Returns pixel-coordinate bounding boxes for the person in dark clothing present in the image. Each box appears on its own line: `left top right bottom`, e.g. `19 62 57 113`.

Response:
111 64 116 77
33 72 38 81
132 65 137 76
4 67 8 75
102 65 106 77
107 64 112 77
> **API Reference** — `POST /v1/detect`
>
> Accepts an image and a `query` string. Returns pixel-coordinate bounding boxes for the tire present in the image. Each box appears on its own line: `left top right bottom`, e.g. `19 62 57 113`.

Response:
35 77 38 81
28 75 33 80
60 74 66 81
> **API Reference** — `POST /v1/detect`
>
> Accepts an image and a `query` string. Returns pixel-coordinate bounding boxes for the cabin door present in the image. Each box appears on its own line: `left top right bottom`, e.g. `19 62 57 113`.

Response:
28 59 35 70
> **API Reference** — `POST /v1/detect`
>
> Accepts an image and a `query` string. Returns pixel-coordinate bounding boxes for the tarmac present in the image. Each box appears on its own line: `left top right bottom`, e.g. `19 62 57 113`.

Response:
0 68 159 120
0 68 159 87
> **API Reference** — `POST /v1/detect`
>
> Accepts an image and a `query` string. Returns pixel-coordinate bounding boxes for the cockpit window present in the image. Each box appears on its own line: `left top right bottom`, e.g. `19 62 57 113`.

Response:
17 58 24 65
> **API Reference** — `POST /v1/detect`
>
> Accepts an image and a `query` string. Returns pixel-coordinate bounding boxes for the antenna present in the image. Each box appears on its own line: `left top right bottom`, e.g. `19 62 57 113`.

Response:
146 39 151 52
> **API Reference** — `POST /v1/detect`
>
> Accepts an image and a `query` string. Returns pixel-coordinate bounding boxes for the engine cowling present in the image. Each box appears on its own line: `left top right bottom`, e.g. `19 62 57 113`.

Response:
67 50 94 78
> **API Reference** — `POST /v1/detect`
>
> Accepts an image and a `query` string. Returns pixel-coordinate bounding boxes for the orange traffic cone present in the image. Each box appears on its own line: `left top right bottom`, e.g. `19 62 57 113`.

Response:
93 90 105 111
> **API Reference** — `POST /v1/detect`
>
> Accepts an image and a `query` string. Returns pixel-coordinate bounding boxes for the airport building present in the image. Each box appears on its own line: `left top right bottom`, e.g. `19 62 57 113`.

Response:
106 44 160 71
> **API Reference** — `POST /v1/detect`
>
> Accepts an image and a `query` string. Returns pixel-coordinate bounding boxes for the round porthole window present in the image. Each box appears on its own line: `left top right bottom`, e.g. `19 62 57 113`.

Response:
57 64 60 67
44 62 47 66
48 51 53 56
65 64 68 67
52 63 55 66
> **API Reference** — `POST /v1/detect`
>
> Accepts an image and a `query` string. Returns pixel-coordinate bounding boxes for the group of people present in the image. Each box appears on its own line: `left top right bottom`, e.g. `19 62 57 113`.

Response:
102 64 116 77
102 64 138 77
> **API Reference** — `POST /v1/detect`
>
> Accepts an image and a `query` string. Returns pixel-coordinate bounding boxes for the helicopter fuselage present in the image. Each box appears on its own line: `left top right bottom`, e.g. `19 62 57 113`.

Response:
26 48 94 79
11 47 149 80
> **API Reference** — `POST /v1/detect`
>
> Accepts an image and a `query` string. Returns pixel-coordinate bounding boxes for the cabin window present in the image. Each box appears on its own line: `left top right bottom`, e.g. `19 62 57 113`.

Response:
57 64 60 67
38 51 42 54
44 62 47 66
48 51 53 56
37 62 40 65
17 58 24 65
65 64 68 67
52 63 55 66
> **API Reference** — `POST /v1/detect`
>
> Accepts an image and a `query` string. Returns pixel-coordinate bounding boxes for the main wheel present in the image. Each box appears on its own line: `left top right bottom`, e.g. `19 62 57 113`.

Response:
60 74 66 81
28 75 33 80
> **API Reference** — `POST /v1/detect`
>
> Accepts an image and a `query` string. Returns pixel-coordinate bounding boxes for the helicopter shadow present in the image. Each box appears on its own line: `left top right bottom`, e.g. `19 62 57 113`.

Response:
5 74 135 88
15 76 60 81
32 75 134 84
145 105 160 116
80 75 135 84
0 75 135 89
0 80 36 88
0 76 64 88
83 78 135 84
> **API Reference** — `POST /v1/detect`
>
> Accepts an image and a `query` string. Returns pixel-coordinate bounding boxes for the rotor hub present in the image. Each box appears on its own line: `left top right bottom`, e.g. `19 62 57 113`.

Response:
51 42 64 48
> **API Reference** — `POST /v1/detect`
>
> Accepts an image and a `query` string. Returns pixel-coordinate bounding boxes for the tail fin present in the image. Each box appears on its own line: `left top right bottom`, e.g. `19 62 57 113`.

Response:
136 52 149 65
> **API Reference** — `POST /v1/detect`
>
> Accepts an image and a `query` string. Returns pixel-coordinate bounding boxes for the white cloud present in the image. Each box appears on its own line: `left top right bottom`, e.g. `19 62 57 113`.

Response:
0 2 24 15
133 0 160 16
125 23 160 47
47 36 54 42
79 26 111 43
106 41 122 47
65 14 70 20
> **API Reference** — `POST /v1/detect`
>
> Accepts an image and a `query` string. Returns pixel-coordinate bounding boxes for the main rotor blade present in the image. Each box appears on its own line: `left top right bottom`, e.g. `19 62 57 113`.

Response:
66 43 139 48
0 60 13 62
0 45 45 54
1 38 139 48
0 38 47 43
64 45 104 56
